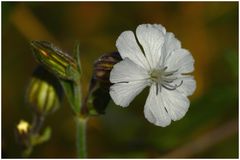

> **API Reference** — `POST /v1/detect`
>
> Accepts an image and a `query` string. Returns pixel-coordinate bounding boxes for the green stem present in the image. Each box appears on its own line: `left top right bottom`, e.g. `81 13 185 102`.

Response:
31 114 45 134
74 80 82 113
76 117 87 158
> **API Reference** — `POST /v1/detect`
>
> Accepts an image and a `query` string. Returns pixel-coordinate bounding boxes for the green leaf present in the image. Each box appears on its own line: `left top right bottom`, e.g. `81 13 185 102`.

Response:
73 41 82 74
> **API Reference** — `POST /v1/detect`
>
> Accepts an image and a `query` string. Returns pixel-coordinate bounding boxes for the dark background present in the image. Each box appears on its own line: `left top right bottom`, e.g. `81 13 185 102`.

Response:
2 2 238 158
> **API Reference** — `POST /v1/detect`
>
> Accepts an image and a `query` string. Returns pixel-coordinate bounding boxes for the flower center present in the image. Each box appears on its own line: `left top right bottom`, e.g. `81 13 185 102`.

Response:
150 68 165 83
150 67 183 95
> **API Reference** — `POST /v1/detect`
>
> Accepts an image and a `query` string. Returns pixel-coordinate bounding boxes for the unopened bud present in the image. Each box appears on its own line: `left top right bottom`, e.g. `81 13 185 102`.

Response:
84 52 121 115
30 41 78 80
26 66 63 115
93 52 122 83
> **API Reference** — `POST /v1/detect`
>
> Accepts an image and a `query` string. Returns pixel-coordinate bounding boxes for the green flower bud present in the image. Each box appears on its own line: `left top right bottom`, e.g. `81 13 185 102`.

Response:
26 66 63 115
30 41 79 81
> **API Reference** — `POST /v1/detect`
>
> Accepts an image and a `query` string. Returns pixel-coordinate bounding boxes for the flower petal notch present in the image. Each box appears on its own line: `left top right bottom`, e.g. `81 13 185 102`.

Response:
110 24 196 127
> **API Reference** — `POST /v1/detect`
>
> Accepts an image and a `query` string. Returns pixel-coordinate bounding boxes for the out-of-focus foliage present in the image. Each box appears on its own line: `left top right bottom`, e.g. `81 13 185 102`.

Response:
2 2 238 158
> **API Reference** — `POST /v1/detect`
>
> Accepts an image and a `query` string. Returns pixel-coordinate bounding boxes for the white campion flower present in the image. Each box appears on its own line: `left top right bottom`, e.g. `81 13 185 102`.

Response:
109 24 196 127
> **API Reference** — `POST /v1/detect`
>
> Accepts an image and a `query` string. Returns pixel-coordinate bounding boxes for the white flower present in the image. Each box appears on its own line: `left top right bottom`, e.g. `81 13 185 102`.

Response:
109 24 196 127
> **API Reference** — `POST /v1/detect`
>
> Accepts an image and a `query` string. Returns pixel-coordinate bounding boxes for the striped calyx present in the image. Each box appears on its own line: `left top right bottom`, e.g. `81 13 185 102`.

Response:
83 52 121 115
30 41 78 81
93 52 122 83
26 66 63 115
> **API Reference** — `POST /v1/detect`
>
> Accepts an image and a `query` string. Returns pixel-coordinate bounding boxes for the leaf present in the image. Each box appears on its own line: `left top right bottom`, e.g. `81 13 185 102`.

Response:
73 41 82 74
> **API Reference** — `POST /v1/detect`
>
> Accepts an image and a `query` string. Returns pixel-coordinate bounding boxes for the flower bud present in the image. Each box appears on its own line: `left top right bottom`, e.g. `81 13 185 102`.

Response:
93 52 122 83
26 66 63 115
83 52 122 115
30 41 79 81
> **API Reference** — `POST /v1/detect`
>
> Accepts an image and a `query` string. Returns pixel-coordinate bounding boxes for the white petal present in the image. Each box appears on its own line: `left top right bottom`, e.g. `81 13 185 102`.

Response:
159 32 181 66
116 31 150 70
165 49 194 74
164 32 181 53
110 80 148 107
136 24 165 69
152 24 166 34
162 89 190 121
176 76 196 96
144 85 171 127
110 58 149 83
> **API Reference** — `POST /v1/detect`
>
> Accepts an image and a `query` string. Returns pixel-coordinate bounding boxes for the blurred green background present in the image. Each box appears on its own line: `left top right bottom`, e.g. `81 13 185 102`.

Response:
2 2 238 158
